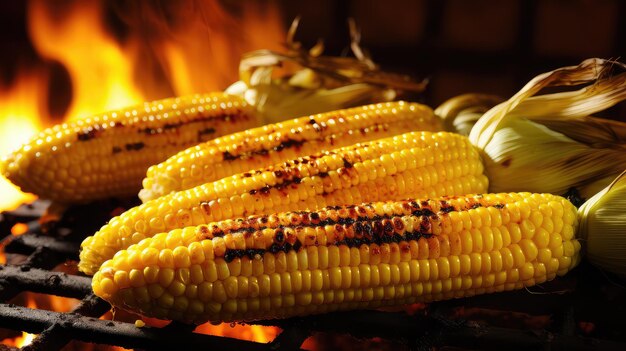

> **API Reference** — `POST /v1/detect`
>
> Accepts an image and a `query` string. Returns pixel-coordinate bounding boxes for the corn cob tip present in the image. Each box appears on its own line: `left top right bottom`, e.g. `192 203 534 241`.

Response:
1 93 258 203
78 235 119 276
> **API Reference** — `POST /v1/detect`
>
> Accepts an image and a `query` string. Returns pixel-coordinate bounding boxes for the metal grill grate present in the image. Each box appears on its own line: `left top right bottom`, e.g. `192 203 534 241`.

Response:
0 200 625 351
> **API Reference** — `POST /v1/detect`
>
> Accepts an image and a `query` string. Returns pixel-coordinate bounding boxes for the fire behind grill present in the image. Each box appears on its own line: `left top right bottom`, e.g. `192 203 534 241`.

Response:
0 199 625 350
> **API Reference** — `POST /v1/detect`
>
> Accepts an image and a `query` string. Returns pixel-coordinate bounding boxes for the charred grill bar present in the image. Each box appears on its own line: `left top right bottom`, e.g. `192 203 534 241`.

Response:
0 201 625 350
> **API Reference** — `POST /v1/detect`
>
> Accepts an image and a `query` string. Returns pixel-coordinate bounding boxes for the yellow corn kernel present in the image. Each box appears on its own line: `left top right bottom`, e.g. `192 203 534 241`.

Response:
140 101 443 202
80 130 488 275
1 93 257 203
92 192 580 323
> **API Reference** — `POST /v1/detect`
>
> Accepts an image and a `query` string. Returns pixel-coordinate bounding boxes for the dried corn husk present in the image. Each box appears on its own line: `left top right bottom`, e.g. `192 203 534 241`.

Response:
579 170 626 278
468 58 626 198
435 93 502 135
226 18 426 123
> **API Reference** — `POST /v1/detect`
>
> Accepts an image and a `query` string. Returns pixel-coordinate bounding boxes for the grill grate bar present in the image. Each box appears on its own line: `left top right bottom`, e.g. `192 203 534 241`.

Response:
5 234 80 260
0 304 280 351
0 265 91 300
23 294 115 351
2 199 626 350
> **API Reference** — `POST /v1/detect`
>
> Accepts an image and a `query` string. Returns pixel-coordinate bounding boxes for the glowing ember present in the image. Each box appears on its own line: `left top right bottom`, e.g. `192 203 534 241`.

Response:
2 297 39 347
195 322 280 344
10 223 29 236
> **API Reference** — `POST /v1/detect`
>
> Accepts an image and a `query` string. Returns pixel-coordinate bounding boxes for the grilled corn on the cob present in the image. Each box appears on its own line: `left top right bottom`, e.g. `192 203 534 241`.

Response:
92 192 581 323
140 101 441 202
79 131 488 275
0 93 257 203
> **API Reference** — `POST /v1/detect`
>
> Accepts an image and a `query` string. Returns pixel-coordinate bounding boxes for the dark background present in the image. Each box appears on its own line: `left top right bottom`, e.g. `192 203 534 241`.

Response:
280 0 625 107
2 0 625 118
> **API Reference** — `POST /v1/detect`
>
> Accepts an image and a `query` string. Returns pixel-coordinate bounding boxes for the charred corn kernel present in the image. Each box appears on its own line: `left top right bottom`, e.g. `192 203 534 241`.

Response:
140 101 442 202
1 93 257 203
92 192 580 323
79 131 488 275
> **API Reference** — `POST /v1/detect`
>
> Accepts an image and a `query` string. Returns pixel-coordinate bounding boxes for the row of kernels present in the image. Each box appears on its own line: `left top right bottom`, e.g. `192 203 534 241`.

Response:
144 266 551 322
96 245 572 322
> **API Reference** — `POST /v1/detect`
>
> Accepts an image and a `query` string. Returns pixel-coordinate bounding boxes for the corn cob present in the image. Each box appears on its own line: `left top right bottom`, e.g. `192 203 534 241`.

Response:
139 101 441 202
79 131 488 275
0 93 257 203
92 192 581 323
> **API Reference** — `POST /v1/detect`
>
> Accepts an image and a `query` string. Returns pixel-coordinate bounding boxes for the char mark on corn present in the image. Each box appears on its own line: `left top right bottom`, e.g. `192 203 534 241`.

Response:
0 93 257 203
139 101 442 202
91 192 581 323
78 130 488 275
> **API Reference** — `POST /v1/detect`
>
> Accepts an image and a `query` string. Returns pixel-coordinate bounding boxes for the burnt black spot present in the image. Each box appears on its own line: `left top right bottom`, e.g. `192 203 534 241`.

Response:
342 158 353 168
319 172 329 178
274 139 306 152
292 240 302 252
77 127 99 141
223 151 237 161
112 146 122 154
246 249 265 258
412 208 434 217
354 222 364 236
275 229 285 243
383 220 395 235
470 203 483 209
125 142 145 151
494 203 505 209
441 205 456 213
242 172 252 178
310 212 320 221
274 170 284 178
282 242 292 253
259 186 271 195
293 177 301 184
308 119 318 125
197 127 216 141
224 228 435 260
249 189 257 195
269 243 281 254
224 251 236 263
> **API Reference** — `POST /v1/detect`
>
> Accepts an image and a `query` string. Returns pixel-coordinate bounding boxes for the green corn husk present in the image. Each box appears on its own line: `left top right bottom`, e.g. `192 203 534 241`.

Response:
579 170 626 278
226 18 427 124
467 58 626 199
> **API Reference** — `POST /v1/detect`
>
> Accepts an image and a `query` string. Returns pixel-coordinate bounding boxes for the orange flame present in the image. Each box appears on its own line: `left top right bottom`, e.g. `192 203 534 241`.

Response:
28 0 145 121
0 71 43 210
1 0 286 347
0 0 285 213
2 297 38 347
195 322 280 344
